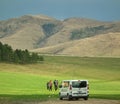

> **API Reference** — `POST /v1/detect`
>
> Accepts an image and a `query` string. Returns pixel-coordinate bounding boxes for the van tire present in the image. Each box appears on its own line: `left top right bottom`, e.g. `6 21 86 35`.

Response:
75 98 79 100
84 96 88 100
67 94 72 100
59 93 63 100
59 97 63 100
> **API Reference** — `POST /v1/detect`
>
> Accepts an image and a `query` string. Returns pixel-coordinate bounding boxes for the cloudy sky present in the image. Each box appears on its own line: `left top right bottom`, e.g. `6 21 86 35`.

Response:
0 0 120 21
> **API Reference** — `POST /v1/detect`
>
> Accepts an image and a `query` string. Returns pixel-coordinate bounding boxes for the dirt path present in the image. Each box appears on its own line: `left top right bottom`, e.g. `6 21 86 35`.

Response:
1 99 119 104
24 99 120 104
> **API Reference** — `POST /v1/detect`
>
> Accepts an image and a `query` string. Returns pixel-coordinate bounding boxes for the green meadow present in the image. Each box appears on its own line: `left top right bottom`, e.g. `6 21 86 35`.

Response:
0 56 120 102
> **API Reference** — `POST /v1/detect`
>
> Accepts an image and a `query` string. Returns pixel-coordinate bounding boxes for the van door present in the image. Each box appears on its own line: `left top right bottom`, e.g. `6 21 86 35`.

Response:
72 81 88 97
71 81 81 96
60 81 69 97
79 81 87 95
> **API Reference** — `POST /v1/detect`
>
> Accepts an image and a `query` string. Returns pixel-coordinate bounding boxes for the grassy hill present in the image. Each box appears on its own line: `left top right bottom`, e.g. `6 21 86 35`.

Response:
0 56 120 102
32 32 120 57
0 15 62 50
0 15 120 57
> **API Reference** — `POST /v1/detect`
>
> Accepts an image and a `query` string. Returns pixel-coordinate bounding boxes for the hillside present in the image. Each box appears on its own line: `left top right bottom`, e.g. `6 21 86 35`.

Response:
0 56 120 101
0 14 120 57
32 32 120 57
0 15 63 49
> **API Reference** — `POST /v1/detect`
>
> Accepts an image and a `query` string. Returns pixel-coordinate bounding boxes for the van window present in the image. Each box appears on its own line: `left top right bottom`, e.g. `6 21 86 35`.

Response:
72 81 80 88
80 81 87 88
62 81 69 88
72 81 87 88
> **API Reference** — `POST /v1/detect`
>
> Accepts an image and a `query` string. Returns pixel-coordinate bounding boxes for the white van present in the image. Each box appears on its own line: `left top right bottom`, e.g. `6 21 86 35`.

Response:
59 80 89 100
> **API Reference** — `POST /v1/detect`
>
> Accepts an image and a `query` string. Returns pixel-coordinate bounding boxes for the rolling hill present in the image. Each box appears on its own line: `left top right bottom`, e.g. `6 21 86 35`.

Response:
0 14 120 57
32 32 120 57
0 15 62 50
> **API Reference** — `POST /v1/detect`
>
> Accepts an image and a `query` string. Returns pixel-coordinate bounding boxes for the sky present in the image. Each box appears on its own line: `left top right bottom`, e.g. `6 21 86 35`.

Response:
0 0 120 21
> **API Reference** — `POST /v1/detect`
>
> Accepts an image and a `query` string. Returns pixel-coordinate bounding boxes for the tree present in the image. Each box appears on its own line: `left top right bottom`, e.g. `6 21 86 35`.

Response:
0 42 2 61
1 44 13 62
0 42 44 64
30 53 39 63
39 56 44 61
13 51 20 63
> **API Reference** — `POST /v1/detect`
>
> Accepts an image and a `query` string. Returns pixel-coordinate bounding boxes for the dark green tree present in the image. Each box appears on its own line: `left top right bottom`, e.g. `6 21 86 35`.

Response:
0 42 2 61
0 42 44 64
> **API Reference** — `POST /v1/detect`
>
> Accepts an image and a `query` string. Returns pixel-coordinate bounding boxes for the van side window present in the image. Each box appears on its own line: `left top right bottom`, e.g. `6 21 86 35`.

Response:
62 81 69 88
80 81 87 88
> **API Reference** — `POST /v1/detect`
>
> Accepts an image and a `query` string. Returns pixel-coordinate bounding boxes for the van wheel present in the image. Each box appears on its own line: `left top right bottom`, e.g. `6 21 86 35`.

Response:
67 94 72 100
59 97 63 100
59 93 63 100
75 98 79 100
84 96 88 100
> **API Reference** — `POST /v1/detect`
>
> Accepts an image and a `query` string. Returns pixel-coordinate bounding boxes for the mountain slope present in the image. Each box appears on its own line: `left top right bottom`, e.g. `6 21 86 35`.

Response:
0 15 63 49
0 23 44 49
0 14 120 57
32 32 120 57
41 19 120 47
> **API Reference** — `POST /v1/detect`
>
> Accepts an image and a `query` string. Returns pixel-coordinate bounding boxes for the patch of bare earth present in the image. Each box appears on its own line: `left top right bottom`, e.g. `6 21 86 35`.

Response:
0 99 119 104
22 99 120 104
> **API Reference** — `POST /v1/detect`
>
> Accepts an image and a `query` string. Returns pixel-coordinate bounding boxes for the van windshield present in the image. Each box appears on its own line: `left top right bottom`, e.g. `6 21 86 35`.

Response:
72 81 87 88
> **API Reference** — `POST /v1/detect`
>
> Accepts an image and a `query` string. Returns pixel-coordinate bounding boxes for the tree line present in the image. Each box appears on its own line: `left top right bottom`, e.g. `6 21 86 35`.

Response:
0 42 44 64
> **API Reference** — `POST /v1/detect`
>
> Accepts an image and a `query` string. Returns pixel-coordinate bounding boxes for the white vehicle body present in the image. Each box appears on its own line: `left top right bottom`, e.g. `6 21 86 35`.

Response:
59 80 89 100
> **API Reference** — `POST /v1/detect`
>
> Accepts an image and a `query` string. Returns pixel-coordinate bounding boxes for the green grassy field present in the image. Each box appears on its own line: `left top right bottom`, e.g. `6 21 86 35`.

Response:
0 56 120 102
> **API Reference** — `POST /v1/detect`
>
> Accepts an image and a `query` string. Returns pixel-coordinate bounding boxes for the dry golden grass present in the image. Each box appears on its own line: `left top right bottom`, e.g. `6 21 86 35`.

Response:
0 15 120 57
32 32 120 57
0 23 45 50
